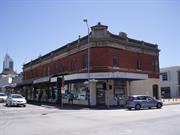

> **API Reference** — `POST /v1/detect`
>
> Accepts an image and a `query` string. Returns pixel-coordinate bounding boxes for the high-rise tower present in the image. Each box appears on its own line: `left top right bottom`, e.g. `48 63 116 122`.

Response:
2 53 15 75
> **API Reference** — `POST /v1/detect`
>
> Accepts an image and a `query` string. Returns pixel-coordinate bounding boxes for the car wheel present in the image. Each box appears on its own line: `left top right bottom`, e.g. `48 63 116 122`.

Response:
23 104 26 107
128 107 132 110
157 103 162 109
135 104 141 110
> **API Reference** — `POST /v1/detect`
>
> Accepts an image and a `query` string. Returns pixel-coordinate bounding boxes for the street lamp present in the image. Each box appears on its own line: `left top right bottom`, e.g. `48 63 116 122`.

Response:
83 19 90 106
83 19 90 82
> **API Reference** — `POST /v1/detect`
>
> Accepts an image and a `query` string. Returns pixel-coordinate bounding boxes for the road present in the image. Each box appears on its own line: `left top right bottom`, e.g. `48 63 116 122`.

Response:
0 103 180 135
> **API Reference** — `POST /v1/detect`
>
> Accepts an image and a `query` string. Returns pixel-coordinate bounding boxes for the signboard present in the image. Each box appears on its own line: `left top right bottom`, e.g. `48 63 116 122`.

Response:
8 77 12 84
61 86 65 94
64 72 148 81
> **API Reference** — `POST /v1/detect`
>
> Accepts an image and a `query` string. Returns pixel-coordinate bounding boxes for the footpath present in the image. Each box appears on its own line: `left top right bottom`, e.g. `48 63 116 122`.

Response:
30 98 180 110
161 98 180 105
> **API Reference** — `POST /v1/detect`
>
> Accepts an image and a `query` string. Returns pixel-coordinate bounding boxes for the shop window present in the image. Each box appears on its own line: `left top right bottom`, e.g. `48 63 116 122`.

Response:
112 54 119 67
82 53 88 69
33 89 37 100
65 83 88 100
51 86 58 101
46 88 51 99
114 80 126 98
160 72 168 81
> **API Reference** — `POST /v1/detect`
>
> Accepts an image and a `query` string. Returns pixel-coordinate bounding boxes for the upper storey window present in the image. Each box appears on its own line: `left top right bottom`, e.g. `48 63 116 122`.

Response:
82 54 88 69
152 60 159 72
56 62 64 73
112 54 119 67
160 72 168 81
136 59 141 70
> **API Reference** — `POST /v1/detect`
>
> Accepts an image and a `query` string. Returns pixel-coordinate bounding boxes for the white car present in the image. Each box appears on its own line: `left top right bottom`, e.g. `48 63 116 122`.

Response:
0 93 7 102
6 94 27 107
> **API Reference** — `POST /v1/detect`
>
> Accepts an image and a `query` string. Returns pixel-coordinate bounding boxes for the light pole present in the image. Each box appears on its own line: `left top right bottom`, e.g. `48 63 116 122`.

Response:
83 19 90 106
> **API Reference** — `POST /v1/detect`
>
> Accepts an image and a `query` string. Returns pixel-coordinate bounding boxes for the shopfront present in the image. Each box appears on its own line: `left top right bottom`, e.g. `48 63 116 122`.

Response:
20 71 156 107
61 72 148 106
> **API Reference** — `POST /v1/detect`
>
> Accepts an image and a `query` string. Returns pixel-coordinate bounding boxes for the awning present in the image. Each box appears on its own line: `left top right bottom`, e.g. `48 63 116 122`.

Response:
20 79 34 86
33 76 51 84
64 72 148 82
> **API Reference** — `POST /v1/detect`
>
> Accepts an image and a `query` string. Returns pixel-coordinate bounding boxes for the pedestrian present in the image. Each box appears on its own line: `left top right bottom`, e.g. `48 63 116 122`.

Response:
68 93 74 104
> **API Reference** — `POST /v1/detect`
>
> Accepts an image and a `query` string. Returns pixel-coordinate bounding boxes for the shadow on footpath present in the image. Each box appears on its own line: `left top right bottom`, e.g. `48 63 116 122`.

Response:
27 101 126 110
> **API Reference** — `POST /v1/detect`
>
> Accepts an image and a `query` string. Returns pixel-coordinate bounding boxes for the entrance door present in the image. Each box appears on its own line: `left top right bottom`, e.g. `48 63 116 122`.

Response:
153 84 159 99
96 83 106 105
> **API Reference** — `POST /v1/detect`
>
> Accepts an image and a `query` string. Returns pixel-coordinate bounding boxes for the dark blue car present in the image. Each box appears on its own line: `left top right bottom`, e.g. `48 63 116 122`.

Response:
126 95 163 110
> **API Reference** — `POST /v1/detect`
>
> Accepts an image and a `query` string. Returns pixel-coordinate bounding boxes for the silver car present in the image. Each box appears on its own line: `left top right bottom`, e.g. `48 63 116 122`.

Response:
6 94 27 107
126 95 163 110
0 93 7 102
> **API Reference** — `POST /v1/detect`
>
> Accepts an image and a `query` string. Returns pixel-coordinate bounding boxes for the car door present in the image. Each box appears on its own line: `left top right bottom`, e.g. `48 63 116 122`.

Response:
139 96 148 108
146 96 155 107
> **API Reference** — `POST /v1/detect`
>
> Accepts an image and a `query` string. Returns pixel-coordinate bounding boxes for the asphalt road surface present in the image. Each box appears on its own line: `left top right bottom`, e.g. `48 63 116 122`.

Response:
0 103 180 135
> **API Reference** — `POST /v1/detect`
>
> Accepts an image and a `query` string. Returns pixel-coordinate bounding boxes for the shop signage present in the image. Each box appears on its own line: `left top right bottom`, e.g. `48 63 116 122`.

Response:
64 72 148 81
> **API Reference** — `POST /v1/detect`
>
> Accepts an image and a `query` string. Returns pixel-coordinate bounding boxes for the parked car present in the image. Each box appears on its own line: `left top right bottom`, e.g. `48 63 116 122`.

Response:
0 93 7 102
126 95 163 110
6 94 27 107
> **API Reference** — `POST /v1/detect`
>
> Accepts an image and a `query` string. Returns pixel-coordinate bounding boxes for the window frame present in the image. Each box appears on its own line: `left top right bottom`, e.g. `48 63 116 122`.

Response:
70 58 76 71
112 53 119 67
160 72 168 81
135 59 141 70
82 53 88 69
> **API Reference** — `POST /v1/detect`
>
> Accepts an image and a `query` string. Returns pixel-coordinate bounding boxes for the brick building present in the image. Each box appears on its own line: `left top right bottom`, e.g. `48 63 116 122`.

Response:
21 22 160 106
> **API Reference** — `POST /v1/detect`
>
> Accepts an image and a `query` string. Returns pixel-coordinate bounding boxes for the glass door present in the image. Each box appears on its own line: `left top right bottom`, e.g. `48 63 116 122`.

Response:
96 82 106 105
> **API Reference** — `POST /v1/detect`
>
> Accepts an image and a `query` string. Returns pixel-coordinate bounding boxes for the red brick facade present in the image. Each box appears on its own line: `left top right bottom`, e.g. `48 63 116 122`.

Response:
23 47 159 80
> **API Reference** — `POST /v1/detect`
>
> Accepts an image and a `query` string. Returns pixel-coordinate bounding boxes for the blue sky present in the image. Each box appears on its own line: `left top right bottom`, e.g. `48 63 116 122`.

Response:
0 0 179 73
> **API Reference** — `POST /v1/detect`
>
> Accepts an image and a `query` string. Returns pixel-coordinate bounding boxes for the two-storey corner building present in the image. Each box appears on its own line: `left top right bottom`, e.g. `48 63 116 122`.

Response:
160 66 180 98
21 22 160 107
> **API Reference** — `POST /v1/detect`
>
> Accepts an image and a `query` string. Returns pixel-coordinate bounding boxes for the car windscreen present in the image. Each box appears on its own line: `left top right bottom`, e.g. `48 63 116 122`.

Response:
12 95 23 98
0 93 6 96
